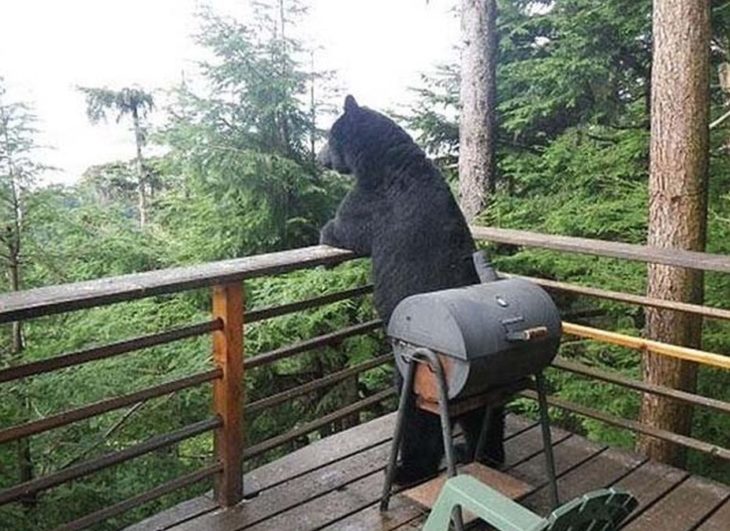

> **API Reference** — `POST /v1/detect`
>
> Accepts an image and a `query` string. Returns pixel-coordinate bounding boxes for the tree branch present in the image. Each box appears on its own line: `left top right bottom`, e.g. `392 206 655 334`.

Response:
710 108 730 129
60 401 146 469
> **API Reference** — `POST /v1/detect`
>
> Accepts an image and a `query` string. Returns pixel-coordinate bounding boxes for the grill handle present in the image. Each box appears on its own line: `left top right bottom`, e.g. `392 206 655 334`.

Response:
506 326 549 342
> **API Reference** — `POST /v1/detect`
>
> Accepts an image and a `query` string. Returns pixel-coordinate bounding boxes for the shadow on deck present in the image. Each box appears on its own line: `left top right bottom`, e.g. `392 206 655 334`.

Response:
127 413 730 531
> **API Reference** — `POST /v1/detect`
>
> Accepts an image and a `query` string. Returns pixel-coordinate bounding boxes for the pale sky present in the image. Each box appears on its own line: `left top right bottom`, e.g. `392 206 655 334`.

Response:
0 0 460 184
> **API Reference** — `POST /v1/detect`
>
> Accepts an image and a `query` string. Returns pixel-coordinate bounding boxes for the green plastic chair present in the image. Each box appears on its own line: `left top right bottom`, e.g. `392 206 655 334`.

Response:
423 475 638 531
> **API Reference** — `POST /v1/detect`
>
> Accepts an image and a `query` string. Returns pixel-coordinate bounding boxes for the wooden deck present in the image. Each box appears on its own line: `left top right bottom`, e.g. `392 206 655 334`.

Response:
128 413 730 531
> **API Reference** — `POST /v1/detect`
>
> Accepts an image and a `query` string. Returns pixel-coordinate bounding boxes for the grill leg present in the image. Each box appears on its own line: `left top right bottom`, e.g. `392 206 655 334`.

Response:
380 357 416 512
535 372 559 509
422 350 464 531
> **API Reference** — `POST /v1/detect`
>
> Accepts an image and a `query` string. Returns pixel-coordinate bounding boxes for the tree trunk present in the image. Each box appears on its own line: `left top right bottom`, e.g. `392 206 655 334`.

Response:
5 148 35 508
132 107 147 228
458 0 498 222
636 0 710 467
309 50 317 164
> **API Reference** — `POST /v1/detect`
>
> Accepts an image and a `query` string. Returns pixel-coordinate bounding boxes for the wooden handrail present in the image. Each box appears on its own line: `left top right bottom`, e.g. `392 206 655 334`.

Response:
0 418 221 505
504 273 730 322
247 319 383 369
0 320 221 384
0 232 728 529
247 354 391 414
471 226 730 273
59 463 223 531
552 357 730 415
0 278 379 527
242 387 396 460
247 284 373 323
0 245 354 323
563 322 730 370
521 390 730 461
0 369 221 444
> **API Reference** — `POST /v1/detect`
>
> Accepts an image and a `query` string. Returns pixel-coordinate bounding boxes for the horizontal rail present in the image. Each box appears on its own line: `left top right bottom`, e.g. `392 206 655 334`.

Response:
0 245 355 323
472 226 730 274
243 387 396 460
58 462 222 531
247 319 383 369
0 417 221 506
247 354 392 414
247 285 373 323
506 273 730 322
0 320 221 384
563 322 730 370
521 390 730 461
552 358 730 415
0 370 222 444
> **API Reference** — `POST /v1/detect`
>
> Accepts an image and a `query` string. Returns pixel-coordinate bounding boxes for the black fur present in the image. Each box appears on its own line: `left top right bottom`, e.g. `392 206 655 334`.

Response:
319 96 504 483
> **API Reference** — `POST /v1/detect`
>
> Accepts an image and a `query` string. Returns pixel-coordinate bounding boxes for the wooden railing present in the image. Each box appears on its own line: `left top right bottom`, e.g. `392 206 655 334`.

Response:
0 245 393 530
0 227 729 529
471 226 730 460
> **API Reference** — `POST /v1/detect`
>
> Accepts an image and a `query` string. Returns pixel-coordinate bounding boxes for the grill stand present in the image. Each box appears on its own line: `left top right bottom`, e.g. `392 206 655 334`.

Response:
380 348 559 528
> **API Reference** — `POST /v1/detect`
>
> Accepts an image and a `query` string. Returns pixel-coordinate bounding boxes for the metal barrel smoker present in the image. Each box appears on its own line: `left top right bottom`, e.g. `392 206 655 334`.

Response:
380 254 562 527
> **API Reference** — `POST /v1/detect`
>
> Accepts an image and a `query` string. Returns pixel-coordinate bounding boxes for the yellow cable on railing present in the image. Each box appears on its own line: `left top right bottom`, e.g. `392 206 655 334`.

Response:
562 322 730 370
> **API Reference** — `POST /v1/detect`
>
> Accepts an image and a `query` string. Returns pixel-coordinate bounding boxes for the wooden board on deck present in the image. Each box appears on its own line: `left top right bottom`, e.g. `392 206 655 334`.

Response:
129 412 730 531
401 462 532 510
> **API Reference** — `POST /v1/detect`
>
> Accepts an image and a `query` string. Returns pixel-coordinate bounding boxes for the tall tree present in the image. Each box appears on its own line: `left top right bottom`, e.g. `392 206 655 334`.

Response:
636 0 711 466
157 4 342 259
0 78 46 508
458 0 498 221
78 86 154 227
0 80 48 358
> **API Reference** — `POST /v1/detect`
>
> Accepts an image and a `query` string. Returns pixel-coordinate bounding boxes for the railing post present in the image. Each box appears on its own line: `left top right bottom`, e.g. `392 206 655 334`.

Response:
212 282 244 507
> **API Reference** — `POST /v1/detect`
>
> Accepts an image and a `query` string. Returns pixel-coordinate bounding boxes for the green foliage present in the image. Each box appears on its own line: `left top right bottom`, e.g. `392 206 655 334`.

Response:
0 3 370 529
155 5 344 258
77 86 154 125
3 0 730 528
405 0 730 483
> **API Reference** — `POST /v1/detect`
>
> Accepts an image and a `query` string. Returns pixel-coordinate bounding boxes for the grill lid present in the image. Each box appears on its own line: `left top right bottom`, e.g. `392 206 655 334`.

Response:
387 278 561 361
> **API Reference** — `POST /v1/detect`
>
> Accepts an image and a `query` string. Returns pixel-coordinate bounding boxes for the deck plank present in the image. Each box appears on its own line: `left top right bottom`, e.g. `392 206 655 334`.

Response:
523 446 645 515
129 413 730 531
243 412 396 495
318 415 564 531
125 495 219 531
611 459 688 527
501 422 572 471
696 498 730 531
622 475 729 531
129 413 396 530
169 441 391 531
244 467 389 531
510 434 606 499
325 493 427 531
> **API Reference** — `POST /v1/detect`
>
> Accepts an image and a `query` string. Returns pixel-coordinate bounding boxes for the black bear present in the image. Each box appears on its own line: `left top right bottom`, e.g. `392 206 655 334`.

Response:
318 95 504 484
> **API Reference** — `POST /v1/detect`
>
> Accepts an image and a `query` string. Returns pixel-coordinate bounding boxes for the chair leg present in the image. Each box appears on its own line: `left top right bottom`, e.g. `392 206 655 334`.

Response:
535 372 559 509
380 358 416 512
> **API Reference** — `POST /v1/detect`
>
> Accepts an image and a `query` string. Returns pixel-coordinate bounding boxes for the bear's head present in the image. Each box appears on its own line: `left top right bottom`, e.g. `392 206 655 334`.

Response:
318 95 416 188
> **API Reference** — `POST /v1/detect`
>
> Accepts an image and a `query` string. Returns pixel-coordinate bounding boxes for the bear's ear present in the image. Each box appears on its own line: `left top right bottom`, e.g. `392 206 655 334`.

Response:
344 95 359 113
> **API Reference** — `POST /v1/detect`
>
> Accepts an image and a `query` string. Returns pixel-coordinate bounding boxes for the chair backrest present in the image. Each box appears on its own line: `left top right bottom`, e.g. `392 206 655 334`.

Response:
545 488 638 531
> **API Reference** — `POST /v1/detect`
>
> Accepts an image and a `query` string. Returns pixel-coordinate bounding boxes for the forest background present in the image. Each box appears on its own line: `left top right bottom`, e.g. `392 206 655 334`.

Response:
1 1 729 529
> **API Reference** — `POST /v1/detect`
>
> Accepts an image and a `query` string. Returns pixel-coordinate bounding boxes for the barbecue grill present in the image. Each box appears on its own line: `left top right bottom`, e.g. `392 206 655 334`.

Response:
380 253 562 527
389 277 561 402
